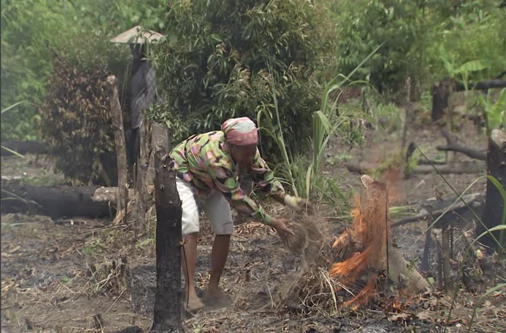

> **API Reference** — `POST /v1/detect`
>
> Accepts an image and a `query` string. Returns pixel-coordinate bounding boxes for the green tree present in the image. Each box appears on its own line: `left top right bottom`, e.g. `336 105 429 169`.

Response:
151 0 335 158
1 0 168 140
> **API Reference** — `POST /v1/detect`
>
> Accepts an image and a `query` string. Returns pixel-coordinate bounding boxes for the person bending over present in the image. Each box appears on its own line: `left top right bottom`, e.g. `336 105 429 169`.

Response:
169 117 307 310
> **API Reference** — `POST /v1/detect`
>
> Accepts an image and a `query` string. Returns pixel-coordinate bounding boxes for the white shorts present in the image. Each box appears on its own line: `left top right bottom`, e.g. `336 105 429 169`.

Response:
176 177 234 236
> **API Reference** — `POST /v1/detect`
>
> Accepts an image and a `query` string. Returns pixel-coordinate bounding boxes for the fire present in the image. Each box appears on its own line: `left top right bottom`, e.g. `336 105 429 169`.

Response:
329 177 389 309
343 276 378 311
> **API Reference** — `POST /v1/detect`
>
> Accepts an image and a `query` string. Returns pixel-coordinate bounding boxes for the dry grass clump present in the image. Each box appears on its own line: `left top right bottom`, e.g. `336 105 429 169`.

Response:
275 213 343 313
276 180 390 314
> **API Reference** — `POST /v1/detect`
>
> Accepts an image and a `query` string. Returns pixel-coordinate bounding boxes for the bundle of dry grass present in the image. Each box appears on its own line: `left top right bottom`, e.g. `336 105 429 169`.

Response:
275 213 341 313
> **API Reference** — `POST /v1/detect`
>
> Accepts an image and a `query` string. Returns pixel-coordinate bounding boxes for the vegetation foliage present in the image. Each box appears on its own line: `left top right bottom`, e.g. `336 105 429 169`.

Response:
333 0 506 96
39 55 116 186
1 0 168 141
150 0 336 158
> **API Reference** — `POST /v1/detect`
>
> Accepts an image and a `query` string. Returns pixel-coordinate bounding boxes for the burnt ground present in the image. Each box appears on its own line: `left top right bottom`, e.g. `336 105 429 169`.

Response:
2 114 506 333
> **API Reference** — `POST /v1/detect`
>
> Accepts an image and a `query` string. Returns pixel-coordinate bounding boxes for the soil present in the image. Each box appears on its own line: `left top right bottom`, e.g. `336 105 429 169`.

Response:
2 113 505 333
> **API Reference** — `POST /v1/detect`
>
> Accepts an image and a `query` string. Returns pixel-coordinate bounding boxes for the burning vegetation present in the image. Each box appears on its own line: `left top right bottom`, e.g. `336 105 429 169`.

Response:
278 175 429 313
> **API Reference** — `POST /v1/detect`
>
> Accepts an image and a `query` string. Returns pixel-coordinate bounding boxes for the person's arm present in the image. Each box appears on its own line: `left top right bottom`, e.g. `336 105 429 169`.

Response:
249 150 284 196
249 150 311 211
209 162 275 225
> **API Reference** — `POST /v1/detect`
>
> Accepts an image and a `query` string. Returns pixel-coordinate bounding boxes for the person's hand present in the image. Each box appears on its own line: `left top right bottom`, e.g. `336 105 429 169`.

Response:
284 195 313 212
270 217 295 245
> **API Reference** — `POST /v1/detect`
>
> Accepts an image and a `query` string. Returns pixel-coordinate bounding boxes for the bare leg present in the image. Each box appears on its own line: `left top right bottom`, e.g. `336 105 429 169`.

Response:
206 234 231 300
182 233 204 310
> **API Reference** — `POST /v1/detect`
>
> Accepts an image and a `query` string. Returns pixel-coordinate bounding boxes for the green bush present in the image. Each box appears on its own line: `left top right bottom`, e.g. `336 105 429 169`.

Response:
333 0 506 95
1 0 168 140
425 1 506 83
1 0 71 140
332 0 427 95
150 0 335 159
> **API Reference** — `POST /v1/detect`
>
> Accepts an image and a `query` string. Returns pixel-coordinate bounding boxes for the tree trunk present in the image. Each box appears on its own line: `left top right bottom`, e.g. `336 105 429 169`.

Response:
346 161 485 175
130 120 152 229
107 75 129 219
431 79 506 122
431 78 452 122
0 183 121 219
455 79 506 91
151 152 184 333
478 129 506 249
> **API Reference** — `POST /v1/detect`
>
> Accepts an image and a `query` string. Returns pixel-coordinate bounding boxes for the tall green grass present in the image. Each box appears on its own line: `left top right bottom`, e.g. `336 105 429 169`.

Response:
258 45 382 207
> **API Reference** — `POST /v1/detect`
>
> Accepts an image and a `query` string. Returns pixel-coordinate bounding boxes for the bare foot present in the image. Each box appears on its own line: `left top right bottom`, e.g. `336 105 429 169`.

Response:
203 288 232 308
185 295 204 312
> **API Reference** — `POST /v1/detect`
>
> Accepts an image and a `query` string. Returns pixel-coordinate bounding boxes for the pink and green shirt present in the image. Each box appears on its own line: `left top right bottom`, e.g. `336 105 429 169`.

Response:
169 130 284 225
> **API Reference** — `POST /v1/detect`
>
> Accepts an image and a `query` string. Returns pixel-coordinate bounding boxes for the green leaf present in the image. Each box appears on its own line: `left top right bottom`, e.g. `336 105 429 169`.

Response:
1 146 28 159
454 60 490 74
485 89 506 130
1 101 28 114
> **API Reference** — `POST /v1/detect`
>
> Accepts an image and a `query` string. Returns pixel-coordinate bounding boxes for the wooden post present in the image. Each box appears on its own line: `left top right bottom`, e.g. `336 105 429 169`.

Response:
107 75 129 220
130 120 152 230
431 78 451 122
420 217 433 272
442 224 452 292
478 129 506 249
151 147 184 332
435 234 443 290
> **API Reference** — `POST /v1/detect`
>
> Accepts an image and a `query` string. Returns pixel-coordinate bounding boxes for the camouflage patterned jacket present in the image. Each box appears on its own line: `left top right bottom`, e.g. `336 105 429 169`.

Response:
170 130 284 225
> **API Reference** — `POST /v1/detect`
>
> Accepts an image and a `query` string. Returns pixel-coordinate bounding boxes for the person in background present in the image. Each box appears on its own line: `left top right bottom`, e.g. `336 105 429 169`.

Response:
170 117 308 311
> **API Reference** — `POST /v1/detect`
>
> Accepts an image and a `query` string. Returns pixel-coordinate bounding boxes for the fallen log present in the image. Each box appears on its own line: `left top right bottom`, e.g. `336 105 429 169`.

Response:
346 161 485 175
391 192 485 228
455 79 506 91
436 144 486 161
1 183 134 219
436 130 486 161
1 141 48 156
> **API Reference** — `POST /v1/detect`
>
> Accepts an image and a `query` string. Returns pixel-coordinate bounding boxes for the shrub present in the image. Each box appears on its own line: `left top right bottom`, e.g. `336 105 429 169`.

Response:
333 0 426 95
425 1 506 83
38 36 127 186
150 0 335 159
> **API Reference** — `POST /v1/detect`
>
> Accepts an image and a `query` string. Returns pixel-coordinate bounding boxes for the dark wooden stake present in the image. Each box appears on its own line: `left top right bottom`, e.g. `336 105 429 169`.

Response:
442 225 452 292
421 217 433 272
431 78 452 122
435 234 443 290
131 120 151 230
478 129 506 249
151 152 184 333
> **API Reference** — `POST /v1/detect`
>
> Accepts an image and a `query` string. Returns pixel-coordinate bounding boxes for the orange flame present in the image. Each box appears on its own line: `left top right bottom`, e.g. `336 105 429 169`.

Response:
329 179 389 309
343 276 378 310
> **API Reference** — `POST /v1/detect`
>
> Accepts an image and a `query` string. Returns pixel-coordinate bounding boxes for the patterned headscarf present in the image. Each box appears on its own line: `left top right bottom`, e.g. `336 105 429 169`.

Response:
221 117 258 146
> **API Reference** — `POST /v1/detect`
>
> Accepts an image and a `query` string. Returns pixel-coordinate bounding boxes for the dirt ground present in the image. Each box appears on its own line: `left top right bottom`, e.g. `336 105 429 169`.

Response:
2 115 505 333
